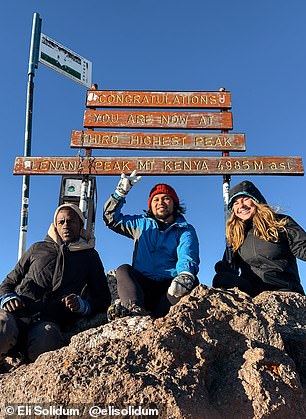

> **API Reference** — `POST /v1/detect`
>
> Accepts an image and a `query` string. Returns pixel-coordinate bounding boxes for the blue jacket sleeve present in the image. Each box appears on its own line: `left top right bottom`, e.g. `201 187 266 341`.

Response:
176 224 200 276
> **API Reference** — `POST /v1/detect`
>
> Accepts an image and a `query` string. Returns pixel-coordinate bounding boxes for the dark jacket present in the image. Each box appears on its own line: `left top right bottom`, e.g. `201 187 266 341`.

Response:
0 236 111 327
231 215 305 294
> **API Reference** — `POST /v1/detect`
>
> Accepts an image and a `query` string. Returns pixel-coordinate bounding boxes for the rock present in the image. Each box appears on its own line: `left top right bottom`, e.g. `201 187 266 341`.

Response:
1 285 306 418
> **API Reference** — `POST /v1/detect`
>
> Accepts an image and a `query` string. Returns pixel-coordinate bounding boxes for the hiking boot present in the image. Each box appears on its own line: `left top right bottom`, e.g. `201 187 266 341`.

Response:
107 300 130 321
127 304 148 317
0 359 12 374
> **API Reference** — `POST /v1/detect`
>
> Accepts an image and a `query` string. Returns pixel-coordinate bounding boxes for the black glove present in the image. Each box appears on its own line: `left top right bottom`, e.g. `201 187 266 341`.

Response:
214 260 235 274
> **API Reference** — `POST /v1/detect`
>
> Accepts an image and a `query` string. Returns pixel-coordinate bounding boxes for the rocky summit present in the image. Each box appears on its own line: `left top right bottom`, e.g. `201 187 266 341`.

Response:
1 285 306 419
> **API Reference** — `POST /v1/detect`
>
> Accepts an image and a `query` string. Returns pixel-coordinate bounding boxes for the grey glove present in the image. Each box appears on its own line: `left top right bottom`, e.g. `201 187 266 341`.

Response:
114 170 142 198
168 272 195 298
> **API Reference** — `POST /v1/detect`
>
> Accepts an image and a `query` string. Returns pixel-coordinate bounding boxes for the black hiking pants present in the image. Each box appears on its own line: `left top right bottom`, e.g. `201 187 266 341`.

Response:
116 264 175 318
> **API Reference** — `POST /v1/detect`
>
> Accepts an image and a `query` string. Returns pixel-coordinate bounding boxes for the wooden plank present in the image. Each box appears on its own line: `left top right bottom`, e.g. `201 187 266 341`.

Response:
83 110 233 130
86 90 232 109
14 156 304 176
70 130 246 151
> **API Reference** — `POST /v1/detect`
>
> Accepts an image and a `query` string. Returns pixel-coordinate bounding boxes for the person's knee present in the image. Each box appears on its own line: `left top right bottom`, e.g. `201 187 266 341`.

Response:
0 309 19 358
116 264 135 286
27 321 65 362
116 264 131 277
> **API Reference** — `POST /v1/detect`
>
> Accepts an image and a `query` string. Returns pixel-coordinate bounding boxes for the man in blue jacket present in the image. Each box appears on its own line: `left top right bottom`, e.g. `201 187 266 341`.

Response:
103 171 200 318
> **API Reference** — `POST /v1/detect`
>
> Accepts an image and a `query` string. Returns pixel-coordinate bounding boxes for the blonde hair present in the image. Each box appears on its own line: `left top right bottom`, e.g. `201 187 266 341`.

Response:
226 201 288 252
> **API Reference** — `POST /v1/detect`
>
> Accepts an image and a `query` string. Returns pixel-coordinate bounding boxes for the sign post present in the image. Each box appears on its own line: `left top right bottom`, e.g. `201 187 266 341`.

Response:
14 156 304 176
39 34 92 88
219 88 232 264
13 87 304 261
70 130 246 151
18 13 93 259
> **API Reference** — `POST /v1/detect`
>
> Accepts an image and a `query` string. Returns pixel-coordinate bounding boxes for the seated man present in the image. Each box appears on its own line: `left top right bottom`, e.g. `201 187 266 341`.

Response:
0 203 111 363
104 171 200 318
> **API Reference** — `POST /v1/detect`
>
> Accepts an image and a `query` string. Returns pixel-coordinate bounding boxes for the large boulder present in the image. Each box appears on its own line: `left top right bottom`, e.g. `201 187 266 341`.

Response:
1 285 306 418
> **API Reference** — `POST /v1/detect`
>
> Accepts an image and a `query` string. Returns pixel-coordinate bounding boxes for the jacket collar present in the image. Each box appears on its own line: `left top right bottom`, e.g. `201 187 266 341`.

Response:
46 223 95 251
149 213 188 229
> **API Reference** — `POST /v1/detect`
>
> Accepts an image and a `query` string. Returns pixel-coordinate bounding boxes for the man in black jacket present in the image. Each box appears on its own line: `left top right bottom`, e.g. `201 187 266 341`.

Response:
0 203 110 363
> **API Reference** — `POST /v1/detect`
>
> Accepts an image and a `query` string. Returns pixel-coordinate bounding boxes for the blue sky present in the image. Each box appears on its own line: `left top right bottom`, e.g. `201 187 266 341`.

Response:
1 0 306 290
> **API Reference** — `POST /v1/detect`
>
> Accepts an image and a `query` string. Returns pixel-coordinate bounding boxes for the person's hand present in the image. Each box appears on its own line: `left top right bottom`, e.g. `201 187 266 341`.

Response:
168 272 195 298
3 297 25 312
114 170 142 198
214 260 235 274
62 294 80 312
62 294 91 315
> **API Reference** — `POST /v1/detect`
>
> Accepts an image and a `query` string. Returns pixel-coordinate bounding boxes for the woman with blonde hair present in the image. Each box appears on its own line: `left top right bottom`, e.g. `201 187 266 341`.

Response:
213 180 305 297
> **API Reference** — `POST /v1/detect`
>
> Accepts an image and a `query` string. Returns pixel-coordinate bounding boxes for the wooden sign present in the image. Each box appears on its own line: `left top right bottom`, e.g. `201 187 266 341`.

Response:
83 110 233 130
86 90 232 109
14 156 304 176
71 130 246 151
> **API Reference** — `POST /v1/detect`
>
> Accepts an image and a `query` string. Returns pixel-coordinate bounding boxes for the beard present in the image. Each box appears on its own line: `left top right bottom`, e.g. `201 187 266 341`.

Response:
154 208 174 222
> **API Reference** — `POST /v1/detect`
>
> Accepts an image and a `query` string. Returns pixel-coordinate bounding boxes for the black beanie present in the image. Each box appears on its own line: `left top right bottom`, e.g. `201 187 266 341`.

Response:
228 180 267 210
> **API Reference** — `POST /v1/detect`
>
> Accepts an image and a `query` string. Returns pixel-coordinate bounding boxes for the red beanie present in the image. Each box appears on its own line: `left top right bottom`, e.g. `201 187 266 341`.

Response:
148 184 179 209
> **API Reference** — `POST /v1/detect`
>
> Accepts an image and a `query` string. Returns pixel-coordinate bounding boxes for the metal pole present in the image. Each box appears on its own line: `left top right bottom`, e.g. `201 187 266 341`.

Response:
18 13 42 259
79 178 89 220
78 83 98 234
220 87 232 265
223 175 232 265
